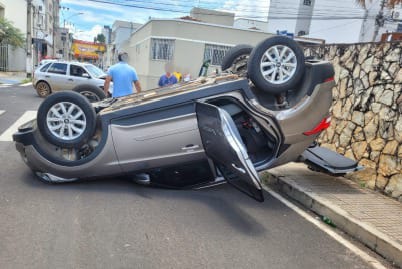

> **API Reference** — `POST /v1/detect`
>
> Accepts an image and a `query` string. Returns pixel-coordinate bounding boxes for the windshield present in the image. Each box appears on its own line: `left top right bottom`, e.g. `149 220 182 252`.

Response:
85 64 106 78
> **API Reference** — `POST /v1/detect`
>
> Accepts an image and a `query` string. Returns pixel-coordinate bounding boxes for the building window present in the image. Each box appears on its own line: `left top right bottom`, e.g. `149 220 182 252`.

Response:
303 0 312 6
151 38 174 60
397 23 402 32
203 44 232 66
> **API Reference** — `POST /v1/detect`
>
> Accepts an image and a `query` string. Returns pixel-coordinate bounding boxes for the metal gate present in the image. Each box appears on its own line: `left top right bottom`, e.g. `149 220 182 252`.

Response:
0 42 8 71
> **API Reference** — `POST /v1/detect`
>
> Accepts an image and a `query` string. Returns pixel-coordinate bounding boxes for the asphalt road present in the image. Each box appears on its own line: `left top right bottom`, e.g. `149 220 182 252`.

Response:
0 85 381 269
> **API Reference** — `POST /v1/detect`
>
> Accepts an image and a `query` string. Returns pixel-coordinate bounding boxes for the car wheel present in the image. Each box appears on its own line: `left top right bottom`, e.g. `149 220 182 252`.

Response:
248 36 305 94
72 84 106 103
221 44 253 76
36 81 51 97
37 91 97 148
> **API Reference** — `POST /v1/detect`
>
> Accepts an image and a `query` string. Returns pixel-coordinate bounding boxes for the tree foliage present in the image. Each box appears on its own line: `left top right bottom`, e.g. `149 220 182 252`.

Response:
94 33 106 44
356 0 402 8
0 18 25 47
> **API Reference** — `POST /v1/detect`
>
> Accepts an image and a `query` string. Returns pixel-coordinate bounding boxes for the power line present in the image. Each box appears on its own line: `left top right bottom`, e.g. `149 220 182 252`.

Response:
87 0 374 20
121 0 368 16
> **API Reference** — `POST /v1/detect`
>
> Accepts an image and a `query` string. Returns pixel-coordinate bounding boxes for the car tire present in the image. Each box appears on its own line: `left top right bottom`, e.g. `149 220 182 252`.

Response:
221 44 253 72
37 91 97 148
72 84 106 103
247 36 305 94
35 81 51 97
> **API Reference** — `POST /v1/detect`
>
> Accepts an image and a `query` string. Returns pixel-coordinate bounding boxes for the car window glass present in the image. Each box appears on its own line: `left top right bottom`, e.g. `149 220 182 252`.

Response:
47 63 67 75
85 64 105 78
70 65 88 77
40 63 52 72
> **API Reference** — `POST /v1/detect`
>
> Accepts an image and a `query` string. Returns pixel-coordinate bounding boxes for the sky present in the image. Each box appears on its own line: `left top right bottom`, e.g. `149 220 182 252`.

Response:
59 0 271 41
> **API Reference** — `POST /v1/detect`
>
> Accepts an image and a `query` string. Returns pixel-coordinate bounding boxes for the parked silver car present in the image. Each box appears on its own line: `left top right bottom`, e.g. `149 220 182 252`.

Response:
33 61 111 102
14 36 361 202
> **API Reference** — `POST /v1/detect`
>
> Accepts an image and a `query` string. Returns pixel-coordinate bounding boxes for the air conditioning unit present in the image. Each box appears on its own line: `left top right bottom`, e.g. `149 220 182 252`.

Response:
393 11 400 19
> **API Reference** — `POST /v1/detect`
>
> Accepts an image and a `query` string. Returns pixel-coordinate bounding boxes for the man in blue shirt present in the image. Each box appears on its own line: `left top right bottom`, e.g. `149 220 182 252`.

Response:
158 62 178 87
104 52 142 97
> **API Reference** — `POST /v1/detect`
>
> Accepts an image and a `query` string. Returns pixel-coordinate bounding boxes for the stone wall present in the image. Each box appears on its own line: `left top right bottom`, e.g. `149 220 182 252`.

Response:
303 42 402 202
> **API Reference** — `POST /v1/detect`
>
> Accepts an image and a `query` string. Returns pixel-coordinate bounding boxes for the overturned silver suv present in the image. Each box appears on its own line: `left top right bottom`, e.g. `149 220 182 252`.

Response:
14 36 361 202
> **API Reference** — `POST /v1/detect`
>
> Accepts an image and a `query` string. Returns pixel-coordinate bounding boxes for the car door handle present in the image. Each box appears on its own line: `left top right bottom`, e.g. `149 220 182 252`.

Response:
45 75 50 78
181 144 199 150
68 79 73 81
232 163 246 174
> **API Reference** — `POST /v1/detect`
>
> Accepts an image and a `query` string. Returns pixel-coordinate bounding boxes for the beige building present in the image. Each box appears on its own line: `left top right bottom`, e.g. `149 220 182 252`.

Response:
190 7 234 27
122 19 273 90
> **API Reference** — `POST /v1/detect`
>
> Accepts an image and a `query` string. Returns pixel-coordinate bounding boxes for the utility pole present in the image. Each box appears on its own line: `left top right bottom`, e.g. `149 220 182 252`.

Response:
372 0 387 42
360 8 369 42
26 0 33 77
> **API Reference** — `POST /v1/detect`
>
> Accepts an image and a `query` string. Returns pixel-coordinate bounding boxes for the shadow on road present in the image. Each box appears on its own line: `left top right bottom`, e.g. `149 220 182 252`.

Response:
18 168 280 236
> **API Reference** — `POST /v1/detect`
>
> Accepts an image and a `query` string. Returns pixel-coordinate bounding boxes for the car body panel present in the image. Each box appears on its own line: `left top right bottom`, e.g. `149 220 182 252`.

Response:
15 126 122 179
112 112 206 172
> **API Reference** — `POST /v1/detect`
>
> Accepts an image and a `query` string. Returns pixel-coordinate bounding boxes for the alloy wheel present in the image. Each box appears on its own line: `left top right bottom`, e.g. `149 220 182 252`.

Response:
259 45 297 85
46 102 87 140
36 82 51 97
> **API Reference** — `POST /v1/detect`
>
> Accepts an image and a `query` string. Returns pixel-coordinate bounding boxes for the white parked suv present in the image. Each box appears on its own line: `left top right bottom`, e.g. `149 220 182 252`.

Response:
33 61 112 102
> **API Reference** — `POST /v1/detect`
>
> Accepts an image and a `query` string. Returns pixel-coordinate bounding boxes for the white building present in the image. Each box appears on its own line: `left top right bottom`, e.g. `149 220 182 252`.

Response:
267 0 384 43
112 20 142 53
267 0 315 37
121 19 273 90
0 0 27 72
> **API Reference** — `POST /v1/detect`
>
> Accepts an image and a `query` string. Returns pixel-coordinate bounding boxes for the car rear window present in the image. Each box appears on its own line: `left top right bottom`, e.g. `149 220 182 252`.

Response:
40 62 52 72
47 63 68 75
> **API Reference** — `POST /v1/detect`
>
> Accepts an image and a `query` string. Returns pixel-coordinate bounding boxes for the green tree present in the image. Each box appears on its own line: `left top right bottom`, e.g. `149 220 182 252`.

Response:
94 33 105 44
0 18 25 47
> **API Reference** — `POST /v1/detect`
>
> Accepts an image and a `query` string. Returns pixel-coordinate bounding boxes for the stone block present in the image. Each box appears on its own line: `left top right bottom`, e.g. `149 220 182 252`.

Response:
361 56 374 73
379 90 394 106
359 158 377 169
384 174 402 198
351 111 364 126
353 126 365 141
351 141 367 160
369 138 385 151
383 140 399 155
369 151 381 163
376 174 389 190
378 155 399 177
364 119 378 143
347 167 376 188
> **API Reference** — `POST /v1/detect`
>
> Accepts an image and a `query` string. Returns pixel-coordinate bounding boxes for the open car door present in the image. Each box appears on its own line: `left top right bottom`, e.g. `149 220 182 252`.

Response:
196 103 264 202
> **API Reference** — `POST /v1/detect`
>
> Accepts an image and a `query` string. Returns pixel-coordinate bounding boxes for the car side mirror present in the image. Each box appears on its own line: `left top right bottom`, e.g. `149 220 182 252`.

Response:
82 73 90 78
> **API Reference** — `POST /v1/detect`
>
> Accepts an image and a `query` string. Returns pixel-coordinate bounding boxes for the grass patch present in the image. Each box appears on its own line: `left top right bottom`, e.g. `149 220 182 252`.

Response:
21 78 32 84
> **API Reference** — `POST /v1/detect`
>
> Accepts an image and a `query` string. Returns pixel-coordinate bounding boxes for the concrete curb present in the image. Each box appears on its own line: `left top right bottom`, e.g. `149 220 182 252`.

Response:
263 174 402 268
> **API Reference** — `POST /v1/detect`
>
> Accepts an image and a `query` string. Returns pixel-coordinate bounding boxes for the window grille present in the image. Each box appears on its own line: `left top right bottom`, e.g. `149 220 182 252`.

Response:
203 44 232 66
303 0 312 6
151 38 174 60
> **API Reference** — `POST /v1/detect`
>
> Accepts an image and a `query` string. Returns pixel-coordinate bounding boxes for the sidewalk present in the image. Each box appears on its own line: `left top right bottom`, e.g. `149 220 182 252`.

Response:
0 72 27 85
264 163 402 268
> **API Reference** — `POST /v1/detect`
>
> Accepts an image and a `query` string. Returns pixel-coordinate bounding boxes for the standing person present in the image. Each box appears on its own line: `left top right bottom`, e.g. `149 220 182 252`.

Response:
158 62 178 87
104 52 141 98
